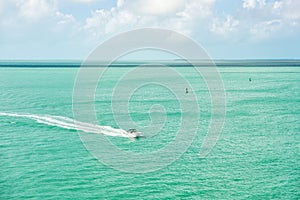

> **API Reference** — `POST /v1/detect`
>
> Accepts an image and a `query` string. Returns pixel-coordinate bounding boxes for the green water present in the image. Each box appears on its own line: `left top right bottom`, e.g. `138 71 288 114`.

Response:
0 66 299 199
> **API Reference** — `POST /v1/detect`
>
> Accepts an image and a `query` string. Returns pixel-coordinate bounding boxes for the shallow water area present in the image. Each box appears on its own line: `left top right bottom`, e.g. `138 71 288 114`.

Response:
0 64 299 199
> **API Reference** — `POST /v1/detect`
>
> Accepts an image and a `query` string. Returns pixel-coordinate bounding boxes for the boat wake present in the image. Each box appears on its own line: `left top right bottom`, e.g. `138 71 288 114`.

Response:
0 112 130 138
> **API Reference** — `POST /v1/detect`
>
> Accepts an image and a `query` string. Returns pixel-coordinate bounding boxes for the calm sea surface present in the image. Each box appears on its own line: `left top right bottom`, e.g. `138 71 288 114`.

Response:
0 65 299 199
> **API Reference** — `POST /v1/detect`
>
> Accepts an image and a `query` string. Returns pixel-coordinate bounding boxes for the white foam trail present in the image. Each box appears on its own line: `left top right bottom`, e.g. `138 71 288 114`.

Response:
0 112 130 138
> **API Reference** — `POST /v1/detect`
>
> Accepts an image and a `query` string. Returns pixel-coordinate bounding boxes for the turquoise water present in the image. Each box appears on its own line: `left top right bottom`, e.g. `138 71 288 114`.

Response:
0 66 299 199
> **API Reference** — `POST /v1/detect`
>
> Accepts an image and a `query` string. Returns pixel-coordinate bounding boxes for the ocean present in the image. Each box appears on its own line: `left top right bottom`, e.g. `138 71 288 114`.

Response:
0 61 299 199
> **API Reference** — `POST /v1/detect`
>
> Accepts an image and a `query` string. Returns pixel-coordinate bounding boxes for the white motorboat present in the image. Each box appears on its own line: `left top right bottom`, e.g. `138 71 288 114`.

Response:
127 128 143 138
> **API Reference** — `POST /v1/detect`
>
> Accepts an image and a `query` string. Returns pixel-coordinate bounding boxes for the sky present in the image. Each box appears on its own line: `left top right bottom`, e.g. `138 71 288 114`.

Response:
0 0 299 60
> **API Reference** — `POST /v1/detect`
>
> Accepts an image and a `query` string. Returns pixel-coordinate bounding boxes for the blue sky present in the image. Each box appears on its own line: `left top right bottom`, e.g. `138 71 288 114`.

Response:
0 0 299 60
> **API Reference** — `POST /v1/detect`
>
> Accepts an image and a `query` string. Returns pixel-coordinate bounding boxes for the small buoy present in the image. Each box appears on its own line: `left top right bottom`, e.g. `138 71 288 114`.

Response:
186 88 188 93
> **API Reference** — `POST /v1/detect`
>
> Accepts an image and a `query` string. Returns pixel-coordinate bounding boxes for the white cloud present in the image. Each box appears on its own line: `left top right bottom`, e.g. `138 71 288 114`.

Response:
84 9 113 35
69 0 100 3
243 0 256 9
17 0 57 21
117 0 124 8
273 1 283 9
250 19 282 39
242 0 266 9
0 0 78 27
211 15 239 36
177 0 215 19
125 0 185 16
55 11 76 25
1 0 300 59
242 0 300 21
0 0 216 42
83 0 215 39
238 0 300 41
0 0 80 45
281 0 300 20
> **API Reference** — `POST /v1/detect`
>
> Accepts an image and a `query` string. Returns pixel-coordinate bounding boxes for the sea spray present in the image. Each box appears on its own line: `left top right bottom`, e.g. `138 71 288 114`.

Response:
0 112 129 137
